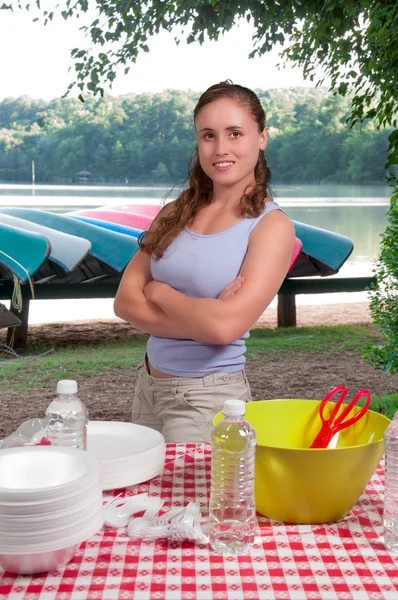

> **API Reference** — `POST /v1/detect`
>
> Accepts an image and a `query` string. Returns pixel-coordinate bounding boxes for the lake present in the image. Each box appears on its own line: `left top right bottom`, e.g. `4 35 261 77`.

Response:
0 182 391 324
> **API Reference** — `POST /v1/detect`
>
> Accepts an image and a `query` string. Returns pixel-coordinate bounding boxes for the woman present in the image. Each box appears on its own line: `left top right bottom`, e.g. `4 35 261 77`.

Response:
114 81 295 442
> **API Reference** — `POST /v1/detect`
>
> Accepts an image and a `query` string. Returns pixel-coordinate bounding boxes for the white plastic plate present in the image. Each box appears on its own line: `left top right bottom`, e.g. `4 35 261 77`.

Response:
87 421 165 490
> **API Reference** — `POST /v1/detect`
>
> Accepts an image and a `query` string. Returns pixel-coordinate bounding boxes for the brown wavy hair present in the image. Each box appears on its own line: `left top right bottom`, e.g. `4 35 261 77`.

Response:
139 81 272 258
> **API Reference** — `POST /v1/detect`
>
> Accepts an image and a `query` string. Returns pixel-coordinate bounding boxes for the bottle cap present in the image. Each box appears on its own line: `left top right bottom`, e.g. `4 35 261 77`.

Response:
223 399 245 416
57 380 78 394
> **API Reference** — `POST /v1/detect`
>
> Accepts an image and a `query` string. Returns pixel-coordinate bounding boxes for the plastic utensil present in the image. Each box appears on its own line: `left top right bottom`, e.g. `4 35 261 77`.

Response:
103 494 164 528
168 502 204 542
127 507 185 540
310 385 371 449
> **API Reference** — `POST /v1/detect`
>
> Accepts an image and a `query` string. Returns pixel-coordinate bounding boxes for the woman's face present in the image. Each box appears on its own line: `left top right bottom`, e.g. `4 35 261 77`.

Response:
195 97 267 193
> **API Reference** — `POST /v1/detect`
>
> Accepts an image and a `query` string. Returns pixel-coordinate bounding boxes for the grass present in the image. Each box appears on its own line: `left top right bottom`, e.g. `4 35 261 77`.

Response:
246 324 381 358
0 339 147 393
370 393 398 421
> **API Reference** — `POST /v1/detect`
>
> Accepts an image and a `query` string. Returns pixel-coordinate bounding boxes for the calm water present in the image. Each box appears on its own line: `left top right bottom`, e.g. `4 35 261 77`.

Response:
0 183 391 323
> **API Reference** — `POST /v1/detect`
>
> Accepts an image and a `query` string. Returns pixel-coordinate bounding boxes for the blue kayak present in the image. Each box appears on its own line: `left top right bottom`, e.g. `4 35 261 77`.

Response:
68 215 143 238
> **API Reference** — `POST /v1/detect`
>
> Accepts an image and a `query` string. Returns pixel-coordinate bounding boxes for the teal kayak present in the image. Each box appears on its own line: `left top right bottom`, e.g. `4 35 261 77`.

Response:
290 221 354 277
0 222 51 283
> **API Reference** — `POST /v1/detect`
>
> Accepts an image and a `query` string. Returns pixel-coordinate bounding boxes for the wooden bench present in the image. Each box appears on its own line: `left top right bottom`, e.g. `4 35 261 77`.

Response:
0 276 377 347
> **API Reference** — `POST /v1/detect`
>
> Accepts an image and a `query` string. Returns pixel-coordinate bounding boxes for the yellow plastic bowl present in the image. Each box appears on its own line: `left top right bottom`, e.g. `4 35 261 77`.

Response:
214 399 390 524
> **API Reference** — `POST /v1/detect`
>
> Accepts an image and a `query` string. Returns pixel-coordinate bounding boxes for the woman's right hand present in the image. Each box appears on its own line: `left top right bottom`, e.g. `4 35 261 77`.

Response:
217 276 245 301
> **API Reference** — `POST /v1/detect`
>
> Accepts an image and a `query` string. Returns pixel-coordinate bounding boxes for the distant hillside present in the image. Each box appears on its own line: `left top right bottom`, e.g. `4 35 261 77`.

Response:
0 88 391 184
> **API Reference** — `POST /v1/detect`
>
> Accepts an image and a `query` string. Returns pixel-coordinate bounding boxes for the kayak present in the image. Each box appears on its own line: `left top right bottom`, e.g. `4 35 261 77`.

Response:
0 208 138 282
290 220 354 277
67 209 153 231
68 215 143 238
0 222 51 284
101 203 163 218
0 213 92 282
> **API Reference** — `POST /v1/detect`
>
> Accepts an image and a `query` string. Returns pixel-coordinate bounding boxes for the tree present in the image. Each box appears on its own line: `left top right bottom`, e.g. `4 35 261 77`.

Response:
2 0 398 368
365 204 398 374
3 1 396 181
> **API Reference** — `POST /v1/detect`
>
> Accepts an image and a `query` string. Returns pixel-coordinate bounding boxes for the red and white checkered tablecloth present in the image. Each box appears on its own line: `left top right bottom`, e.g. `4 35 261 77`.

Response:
1 443 398 600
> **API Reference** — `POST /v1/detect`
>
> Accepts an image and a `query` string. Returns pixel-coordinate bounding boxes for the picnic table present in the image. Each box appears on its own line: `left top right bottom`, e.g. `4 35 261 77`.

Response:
1 443 398 600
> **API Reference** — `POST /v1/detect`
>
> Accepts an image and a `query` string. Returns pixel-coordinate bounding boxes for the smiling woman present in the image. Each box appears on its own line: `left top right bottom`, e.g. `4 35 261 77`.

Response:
113 81 295 443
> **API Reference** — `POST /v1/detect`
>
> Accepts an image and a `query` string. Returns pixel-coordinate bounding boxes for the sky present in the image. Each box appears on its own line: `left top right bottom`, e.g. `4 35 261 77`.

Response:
0 7 326 101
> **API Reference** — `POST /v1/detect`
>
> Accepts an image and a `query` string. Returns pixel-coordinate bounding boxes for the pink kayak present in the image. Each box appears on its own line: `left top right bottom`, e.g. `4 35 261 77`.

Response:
102 203 163 218
289 238 302 272
69 207 301 271
68 209 154 230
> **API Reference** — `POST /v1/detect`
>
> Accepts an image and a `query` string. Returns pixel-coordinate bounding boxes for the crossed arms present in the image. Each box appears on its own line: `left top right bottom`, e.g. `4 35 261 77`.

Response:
114 208 295 345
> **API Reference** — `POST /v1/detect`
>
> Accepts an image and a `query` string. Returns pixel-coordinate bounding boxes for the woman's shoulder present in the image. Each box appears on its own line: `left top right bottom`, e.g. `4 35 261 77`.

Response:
248 198 293 236
247 198 284 228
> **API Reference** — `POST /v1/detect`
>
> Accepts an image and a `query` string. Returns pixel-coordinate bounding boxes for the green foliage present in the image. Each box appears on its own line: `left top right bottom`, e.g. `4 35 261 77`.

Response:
366 205 398 374
3 2 395 161
0 89 391 184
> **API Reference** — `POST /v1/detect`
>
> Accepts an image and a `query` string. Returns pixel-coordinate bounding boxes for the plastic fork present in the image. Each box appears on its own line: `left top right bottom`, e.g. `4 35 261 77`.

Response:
104 494 164 528
127 506 185 540
168 502 205 542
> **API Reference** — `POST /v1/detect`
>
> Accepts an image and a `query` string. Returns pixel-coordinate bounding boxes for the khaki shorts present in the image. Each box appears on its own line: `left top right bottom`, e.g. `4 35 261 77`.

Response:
132 359 252 443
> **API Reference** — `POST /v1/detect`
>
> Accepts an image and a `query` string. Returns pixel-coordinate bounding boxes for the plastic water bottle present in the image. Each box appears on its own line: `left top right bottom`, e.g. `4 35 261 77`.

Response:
383 412 398 552
209 399 258 554
45 380 88 449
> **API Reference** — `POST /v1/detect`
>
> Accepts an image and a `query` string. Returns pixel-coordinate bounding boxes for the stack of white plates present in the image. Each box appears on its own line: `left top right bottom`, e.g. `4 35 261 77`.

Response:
0 446 103 575
87 421 165 490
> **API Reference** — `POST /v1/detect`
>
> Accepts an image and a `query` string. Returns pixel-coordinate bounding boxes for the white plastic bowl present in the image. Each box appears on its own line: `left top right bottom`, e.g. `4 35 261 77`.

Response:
0 491 103 533
0 509 104 553
0 446 100 501
0 543 80 575
0 479 100 516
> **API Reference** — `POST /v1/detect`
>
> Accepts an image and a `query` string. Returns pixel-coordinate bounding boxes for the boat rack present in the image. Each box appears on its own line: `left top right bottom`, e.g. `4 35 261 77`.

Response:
0 276 376 347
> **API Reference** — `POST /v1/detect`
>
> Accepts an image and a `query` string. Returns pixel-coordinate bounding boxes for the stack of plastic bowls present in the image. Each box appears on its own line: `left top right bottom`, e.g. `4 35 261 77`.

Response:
0 445 104 574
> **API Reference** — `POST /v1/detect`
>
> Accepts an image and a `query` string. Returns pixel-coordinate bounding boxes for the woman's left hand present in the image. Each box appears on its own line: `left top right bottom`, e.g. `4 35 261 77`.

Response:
218 276 245 301
143 280 165 303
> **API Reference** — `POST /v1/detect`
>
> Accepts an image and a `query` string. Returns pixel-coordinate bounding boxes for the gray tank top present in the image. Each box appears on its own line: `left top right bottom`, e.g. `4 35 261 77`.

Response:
148 200 282 377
